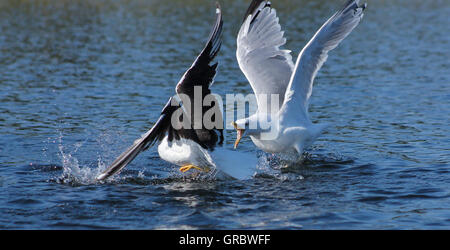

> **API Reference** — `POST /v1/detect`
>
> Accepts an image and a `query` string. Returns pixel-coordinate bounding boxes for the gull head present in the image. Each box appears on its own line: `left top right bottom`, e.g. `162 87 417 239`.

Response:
232 114 278 148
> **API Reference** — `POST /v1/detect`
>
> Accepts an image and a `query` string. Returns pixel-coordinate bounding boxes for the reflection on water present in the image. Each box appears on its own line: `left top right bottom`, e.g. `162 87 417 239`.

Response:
0 0 449 229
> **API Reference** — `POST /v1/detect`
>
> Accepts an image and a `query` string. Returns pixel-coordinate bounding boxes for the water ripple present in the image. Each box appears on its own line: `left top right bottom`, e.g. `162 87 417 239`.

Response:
0 0 449 229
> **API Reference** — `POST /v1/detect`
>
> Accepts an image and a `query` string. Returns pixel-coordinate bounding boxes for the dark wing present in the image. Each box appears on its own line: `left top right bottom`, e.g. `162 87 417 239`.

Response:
176 3 223 96
96 4 224 181
174 2 224 150
96 98 179 181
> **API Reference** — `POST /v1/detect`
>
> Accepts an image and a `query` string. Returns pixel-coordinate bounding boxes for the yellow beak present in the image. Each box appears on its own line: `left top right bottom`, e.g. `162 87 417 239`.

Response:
232 122 245 149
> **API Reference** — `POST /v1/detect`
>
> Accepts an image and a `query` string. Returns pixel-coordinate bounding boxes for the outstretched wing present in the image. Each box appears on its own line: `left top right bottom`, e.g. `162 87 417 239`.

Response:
97 4 224 181
176 3 222 98
237 0 294 114
175 3 224 149
96 98 179 181
283 0 366 118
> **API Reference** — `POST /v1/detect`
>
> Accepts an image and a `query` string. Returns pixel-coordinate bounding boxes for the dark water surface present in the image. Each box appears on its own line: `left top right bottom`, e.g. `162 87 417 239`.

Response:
0 0 449 229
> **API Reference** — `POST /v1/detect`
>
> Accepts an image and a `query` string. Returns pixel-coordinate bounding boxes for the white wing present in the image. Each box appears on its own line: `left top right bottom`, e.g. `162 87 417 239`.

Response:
283 0 366 118
237 0 294 114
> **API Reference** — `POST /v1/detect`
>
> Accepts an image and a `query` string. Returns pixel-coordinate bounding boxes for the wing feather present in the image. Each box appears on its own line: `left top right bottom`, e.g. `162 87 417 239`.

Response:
237 0 294 113
96 98 178 181
97 4 224 181
283 0 366 118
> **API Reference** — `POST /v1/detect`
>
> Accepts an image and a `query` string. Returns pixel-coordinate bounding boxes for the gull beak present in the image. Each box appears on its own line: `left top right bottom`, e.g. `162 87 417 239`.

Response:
232 121 245 149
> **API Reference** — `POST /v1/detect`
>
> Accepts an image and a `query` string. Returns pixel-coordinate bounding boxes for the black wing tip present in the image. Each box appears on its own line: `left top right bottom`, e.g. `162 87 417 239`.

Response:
353 0 367 8
242 0 271 24
216 1 221 13
361 2 367 10
342 0 367 13
175 3 223 95
204 2 224 61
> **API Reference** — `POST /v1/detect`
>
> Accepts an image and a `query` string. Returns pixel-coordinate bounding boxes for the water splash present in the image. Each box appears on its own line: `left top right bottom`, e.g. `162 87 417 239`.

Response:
56 134 110 185
254 151 304 181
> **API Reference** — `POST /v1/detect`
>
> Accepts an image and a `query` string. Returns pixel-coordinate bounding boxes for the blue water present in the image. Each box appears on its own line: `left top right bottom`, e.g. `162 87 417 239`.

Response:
0 0 449 229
